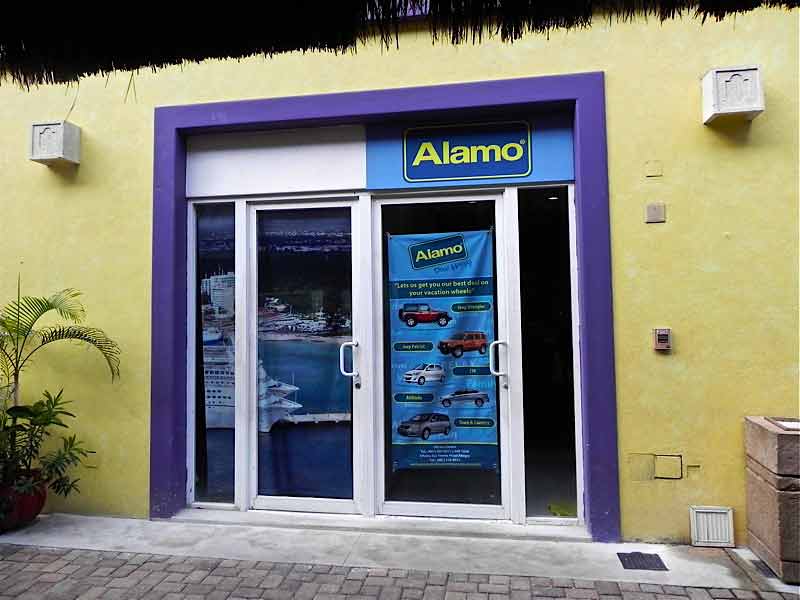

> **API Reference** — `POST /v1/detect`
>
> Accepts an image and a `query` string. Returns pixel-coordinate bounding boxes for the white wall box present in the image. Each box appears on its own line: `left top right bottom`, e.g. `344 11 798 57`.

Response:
702 66 765 124
29 121 81 165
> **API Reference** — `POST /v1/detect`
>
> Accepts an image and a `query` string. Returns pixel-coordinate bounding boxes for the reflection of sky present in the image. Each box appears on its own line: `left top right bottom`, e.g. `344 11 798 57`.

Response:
258 209 350 235
196 206 235 280
197 206 234 238
197 207 351 237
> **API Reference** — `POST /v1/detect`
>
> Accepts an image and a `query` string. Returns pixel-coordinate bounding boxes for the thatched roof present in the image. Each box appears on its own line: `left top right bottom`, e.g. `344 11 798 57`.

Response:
2 1 797 87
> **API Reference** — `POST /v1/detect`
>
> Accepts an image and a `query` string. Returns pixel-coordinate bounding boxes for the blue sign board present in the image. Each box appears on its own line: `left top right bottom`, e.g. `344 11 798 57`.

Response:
367 113 573 190
403 121 531 183
388 230 499 472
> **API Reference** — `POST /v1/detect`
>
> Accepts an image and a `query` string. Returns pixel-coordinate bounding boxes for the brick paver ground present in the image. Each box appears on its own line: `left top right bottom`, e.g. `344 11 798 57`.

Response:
0 544 795 600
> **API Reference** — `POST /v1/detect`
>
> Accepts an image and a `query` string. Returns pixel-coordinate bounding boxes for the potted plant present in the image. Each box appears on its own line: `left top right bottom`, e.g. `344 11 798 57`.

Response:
0 282 120 531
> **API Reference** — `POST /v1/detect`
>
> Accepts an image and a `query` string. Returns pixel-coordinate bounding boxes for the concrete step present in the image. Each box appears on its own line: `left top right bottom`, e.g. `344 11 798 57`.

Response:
170 507 593 542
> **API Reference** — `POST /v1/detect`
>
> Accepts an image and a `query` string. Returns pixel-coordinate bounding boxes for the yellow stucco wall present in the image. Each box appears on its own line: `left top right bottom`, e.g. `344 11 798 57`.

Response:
0 8 796 540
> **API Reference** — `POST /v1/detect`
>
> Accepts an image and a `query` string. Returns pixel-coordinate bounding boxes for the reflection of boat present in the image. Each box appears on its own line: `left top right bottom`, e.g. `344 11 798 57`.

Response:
257 362 302 432
202 327 223 345
202 337 302 431
258 314 302 333
259 396 303 433
263 373 299 396
263 297 290 313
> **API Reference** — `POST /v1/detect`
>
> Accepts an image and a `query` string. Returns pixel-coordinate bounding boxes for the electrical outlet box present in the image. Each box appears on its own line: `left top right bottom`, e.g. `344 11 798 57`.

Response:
30 121 81 165
702 66 765 124
654 328 672 351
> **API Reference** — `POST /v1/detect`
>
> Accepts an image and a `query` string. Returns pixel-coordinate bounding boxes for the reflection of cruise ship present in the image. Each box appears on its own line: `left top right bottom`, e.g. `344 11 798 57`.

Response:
203 343 302 432
202 346 236 429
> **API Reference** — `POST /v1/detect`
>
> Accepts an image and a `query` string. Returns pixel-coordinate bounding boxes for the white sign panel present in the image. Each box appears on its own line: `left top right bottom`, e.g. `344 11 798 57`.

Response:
186 125 366 197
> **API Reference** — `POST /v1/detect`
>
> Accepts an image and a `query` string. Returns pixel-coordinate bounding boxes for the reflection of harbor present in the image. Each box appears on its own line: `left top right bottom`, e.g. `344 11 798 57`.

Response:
201 270 353 432
201 293 352 430
201 273 306 432
259 296 350 336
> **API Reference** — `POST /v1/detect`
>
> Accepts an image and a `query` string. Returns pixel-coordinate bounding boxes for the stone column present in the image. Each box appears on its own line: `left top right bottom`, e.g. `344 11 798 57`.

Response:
745 416 800 583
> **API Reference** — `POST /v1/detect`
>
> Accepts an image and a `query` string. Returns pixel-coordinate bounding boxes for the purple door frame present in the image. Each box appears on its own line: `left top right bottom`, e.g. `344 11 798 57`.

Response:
151 71 620 541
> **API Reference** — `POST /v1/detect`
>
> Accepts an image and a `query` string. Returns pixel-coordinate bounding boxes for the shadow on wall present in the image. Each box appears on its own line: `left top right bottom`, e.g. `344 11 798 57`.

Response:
705 117 754 146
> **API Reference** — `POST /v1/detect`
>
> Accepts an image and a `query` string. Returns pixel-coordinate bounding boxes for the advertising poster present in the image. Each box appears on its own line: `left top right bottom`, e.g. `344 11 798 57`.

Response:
388 230 499 472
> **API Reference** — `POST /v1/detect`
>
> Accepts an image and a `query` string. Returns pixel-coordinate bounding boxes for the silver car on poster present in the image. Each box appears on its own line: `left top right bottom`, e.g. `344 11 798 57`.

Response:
403 363 446 385
397 413 451 440
440 389 490 408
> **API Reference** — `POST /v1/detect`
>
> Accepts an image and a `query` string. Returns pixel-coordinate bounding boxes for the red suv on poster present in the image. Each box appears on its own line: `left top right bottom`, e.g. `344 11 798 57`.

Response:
437 331 488 357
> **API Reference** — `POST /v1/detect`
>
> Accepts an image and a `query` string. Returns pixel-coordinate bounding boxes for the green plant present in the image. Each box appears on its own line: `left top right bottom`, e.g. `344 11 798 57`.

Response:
3 390 94 497
0 280 120 503
0 280 120 406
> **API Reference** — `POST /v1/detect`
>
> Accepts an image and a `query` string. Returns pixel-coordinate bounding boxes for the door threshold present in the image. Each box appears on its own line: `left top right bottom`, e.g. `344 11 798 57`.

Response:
169 507 592 542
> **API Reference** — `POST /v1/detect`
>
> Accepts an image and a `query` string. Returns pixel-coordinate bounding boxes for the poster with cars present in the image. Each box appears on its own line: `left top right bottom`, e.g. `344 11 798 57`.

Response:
387 230 499 472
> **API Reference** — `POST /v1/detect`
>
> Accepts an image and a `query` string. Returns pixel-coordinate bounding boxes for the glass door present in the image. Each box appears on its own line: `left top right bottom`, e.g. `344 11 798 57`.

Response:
250 201 364 513
504 185 583 525
375 194 510 520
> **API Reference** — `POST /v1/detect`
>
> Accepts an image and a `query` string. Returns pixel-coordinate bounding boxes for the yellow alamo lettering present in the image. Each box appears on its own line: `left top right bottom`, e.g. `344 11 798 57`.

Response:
411 141 524 166
415 244 464 262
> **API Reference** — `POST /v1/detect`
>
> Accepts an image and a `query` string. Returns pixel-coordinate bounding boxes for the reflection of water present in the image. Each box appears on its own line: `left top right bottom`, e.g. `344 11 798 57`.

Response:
200 429 234 502
258 422 352 498
259 340 351 414
200 424 353 501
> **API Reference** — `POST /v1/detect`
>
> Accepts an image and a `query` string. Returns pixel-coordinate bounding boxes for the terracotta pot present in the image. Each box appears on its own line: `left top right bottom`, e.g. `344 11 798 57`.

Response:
0 487 20 532
16 484 46 525
0 480 47 533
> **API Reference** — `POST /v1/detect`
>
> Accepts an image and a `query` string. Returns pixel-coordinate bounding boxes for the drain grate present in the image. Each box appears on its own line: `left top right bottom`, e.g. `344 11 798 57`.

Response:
751 559 777 579
617 552 669 571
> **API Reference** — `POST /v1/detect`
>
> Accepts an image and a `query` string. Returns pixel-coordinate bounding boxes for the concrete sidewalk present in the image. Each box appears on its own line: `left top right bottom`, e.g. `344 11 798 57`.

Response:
0 513 796 599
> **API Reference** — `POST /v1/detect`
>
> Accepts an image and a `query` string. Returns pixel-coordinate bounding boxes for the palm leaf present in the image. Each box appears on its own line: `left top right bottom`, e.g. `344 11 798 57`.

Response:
0 289 86 337
25 325 120 380
0 337 13 383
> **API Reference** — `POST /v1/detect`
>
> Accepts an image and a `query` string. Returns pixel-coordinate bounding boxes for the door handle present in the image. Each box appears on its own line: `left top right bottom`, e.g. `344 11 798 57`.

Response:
489 340 508 379
339 341 361 388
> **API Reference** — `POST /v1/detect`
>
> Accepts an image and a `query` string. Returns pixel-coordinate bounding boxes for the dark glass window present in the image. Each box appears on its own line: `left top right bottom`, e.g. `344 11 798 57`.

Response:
195 204 236 503
517 187 577 517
